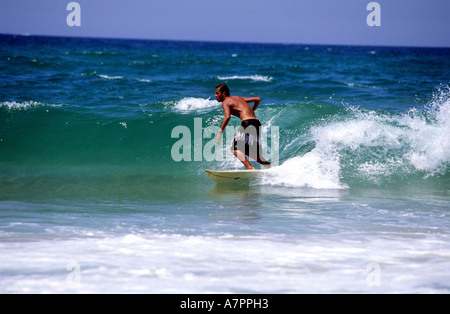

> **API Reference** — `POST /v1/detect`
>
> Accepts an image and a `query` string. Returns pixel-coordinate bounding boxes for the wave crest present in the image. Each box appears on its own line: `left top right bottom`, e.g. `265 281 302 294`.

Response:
261 86 450 188
217 75 273 82
172 97 219 113
0 101 65 111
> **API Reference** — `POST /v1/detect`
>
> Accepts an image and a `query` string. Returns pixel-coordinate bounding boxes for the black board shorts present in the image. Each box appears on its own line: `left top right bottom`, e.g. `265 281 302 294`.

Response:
232 119 263 157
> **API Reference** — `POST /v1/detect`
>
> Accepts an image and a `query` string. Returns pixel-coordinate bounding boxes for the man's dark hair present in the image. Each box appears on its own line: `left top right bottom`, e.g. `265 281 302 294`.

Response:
216 83 230 96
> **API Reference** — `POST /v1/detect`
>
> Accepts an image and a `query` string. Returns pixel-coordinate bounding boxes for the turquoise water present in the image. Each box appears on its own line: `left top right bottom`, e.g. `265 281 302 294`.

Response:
0 35 449 293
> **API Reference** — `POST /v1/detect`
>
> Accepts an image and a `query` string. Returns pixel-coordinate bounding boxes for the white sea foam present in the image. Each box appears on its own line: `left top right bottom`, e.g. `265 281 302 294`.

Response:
390 86 450 176
262 86 450 188
217 75 273 82
263 143 346 190
135 78 152 83
173 97 220 113
1 230 447 293
0 101 64 111
97 74 151 83
98 74 124 80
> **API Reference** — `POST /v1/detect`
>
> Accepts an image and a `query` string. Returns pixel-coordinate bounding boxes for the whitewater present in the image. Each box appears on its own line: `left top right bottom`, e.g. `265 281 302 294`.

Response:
0 35 449 293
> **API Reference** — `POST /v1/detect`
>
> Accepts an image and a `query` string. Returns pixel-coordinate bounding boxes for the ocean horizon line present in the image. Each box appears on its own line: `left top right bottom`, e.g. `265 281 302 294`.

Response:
1 32 449 50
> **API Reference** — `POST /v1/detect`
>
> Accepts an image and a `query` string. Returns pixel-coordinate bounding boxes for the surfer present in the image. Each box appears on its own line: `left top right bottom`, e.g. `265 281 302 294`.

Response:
215 83 272 170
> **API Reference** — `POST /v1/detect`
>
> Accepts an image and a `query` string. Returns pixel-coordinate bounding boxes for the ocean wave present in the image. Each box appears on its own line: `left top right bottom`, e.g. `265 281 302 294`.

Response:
98 74 124 80
0 101 65 111
98 74 151 82
135 78 152 83
217 75 273 82
85 73 152 83
3 89 448 190
264 150 346 189
411 85 450 175
261 86 450 188
172 97 220 113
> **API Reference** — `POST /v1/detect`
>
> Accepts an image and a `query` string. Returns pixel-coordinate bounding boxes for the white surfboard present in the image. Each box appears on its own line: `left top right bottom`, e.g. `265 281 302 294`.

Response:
205 169 264 183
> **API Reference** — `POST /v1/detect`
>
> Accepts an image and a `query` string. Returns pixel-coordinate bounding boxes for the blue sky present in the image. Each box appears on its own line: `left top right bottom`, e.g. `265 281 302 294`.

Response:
0 0 449 47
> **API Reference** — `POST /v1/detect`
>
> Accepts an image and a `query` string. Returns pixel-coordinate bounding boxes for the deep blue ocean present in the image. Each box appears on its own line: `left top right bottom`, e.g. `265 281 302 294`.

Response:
0 34 449 293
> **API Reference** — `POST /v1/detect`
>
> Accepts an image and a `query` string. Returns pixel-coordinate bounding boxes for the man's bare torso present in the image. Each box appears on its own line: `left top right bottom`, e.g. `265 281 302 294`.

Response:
223 96 258 121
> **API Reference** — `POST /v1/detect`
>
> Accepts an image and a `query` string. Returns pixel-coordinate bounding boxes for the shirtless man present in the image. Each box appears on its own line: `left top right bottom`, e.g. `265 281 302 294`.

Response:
215 83 272 170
